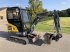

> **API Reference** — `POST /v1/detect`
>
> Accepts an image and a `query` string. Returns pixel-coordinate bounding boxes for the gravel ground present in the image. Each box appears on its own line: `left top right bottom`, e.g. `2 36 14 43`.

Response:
0 31 70 52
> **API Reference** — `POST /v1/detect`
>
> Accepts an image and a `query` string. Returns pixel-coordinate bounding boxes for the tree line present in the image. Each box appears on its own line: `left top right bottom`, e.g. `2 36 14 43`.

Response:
48 8 70 17
58 8 70 17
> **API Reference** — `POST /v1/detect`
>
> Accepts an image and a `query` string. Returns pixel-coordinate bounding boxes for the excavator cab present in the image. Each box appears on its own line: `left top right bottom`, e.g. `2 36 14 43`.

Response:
7 7 31 33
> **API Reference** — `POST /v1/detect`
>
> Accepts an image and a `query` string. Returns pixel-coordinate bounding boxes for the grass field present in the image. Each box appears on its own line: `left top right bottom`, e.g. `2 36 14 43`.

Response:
35 17 70 33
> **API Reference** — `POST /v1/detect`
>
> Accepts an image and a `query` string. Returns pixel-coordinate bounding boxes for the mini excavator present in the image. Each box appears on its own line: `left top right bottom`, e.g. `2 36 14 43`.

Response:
1 7 62 44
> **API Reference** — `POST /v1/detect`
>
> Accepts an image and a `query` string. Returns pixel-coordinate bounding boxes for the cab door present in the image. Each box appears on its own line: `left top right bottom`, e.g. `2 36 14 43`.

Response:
7 7 23 32
20 9 31 30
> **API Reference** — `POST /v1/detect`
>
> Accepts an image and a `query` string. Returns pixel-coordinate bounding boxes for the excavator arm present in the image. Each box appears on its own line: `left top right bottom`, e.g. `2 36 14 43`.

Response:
32 12 48 26
27 12 48 34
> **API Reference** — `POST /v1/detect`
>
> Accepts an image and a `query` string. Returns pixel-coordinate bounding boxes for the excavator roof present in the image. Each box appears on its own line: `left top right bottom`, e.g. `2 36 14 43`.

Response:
0 6 26 11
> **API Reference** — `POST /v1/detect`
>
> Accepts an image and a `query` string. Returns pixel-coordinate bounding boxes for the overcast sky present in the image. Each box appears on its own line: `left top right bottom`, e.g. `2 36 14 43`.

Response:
0 0 70 11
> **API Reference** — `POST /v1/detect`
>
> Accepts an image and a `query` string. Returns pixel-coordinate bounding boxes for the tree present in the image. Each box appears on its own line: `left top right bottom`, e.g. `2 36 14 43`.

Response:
28 0 43 21
66 8 70 17
58 10 68 17
43 9 47 13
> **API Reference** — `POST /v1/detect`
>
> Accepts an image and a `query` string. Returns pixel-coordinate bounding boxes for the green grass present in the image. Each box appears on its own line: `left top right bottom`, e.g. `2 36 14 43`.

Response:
35 17 70 33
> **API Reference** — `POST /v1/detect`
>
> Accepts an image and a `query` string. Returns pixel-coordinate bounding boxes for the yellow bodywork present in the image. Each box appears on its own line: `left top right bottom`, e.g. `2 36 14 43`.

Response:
8 23 19 32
